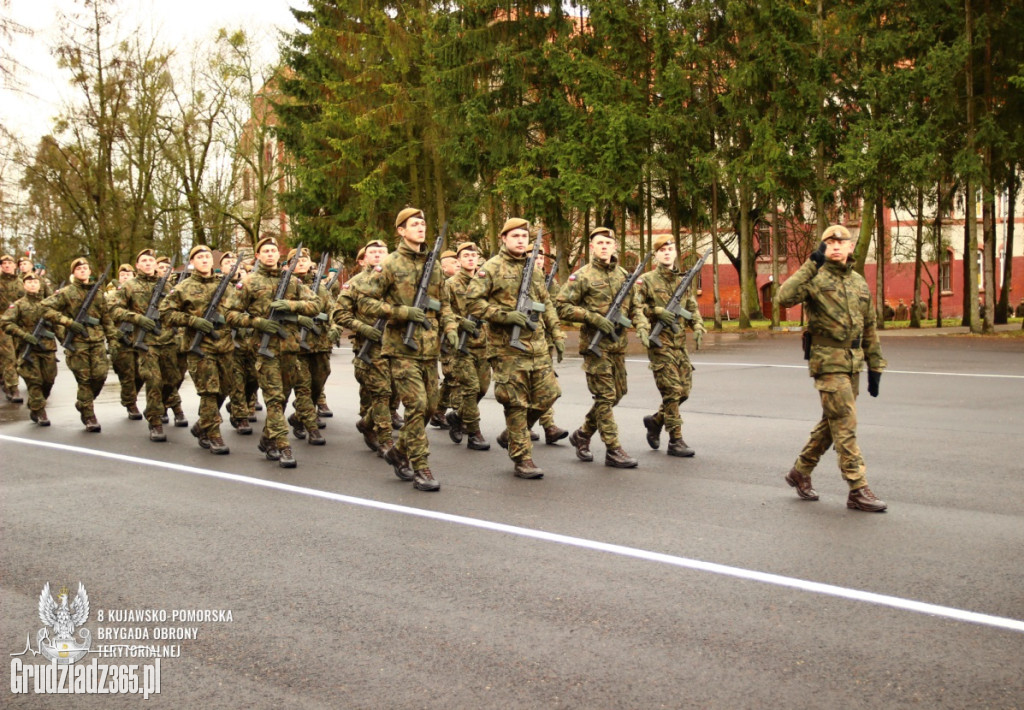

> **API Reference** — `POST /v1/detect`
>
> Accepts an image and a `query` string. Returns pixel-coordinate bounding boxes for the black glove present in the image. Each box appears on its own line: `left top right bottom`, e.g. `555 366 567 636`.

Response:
809 241 827 268
867 370 881 398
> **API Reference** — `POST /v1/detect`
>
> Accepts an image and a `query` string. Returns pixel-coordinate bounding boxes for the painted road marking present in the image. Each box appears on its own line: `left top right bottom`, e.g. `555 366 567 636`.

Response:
620 359 1024 379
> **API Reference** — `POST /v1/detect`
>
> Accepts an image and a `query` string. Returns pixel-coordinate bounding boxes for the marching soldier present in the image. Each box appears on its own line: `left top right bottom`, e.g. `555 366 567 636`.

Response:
776 224 888 512
218 252 254 435
155 256 189 428
0 252 25 403
363 207 458 491
556 227 650 468
42 257 118 432
636 235 705 457
282 247 326 445
107 263 144 420
18 257 53 297
531 249 568 444
431 248 461 430
466 219 564 478
226 237 320 468
159 245 237 455
110 249 182 442
0 271 59 423
444 241 491 452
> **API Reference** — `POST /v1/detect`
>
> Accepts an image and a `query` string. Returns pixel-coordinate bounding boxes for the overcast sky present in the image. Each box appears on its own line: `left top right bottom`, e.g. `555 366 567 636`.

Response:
1 0 305 145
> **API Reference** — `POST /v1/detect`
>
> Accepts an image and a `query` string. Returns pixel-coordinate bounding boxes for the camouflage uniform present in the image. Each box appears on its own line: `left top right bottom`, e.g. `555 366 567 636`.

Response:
226 263 319 449
334 265 393 444
298 269 334 420
636 264 705 441
105 287 142 411
467 245 562 464
777 258 886 491
42 278 119 422
445 269 491 438
0 269 25 397
1 289 58 415
110 273 183 426
363 240 457 472
160 272 238 439
556 256 649 449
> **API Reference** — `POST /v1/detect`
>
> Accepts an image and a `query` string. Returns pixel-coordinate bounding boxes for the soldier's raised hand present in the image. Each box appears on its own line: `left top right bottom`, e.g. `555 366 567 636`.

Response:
809 241 827 268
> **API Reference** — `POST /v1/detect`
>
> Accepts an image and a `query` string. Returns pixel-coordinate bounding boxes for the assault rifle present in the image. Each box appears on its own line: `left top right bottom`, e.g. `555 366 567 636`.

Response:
132 254 179 353
355 315 387 364
299 252 330 351
19 318 56 364
257 242 303 359
402 223 447 351
322 269 340 293
455 315 481 356
582 252 652 358
188 257 241 357
648 247 711 349
527 246 558 328
61 265 111 352
509 232 543 352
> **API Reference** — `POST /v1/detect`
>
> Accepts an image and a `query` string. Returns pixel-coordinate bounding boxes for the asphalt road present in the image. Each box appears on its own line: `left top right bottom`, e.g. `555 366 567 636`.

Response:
2 331 1022 709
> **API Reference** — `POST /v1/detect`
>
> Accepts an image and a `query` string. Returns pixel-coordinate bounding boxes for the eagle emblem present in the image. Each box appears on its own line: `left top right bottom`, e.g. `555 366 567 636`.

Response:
37 582 91 664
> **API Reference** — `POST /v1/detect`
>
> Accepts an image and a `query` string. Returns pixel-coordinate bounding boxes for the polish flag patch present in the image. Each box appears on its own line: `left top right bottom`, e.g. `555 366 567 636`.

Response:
568 274 576 281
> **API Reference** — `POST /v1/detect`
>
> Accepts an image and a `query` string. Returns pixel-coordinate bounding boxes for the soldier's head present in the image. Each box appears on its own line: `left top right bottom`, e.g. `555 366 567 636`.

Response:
440 250 459 277
155 256 171 278
255 237 280 269
821 225 854 263
652 234 675 267
118 264 135 284
395 208 426 249
589 227 616 263
18 257 34 274
456 242 479 273
69 257 91 283
220 252 237 274
287 247 311 274
500 218 530 256
189 245 214 277
22 272 40 295
135 249 156 277
359 240 387 268
0 254 15 274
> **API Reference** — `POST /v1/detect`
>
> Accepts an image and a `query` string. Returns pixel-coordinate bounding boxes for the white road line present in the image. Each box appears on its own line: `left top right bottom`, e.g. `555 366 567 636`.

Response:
622 359 1024 379
2 433 1022 635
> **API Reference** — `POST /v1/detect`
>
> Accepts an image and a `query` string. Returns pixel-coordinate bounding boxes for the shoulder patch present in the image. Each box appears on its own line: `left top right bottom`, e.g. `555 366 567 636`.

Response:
568 274 576 282
374 265 383 272
235 281 243 289
342 283 350 290
477 270 486 278
636 278 643 285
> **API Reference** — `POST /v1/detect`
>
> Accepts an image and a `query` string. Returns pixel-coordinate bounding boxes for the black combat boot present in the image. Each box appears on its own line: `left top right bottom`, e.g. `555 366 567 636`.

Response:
306 427 325 446
544 425 568 444
413 468 441 491
569 429 593 462
446 410 464 444
784 468 819 501
605 447 638 468
126 404 143 421
666 438 695 457
149 424 166 442
643 414 662 450
278 446 297 468
172 406 188 427
384 444 414 481
258 437 280 461
514 457 544 479
355 418 380 452
208 433 230 455
288 413 306 439
190 422 210 449
9 388 24 404
530 429 539 441
847 485 887 512
467 431 490 451
429 409 449 429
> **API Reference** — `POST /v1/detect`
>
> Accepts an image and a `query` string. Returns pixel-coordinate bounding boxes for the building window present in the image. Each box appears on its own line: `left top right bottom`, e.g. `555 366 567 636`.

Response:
939 248 952 292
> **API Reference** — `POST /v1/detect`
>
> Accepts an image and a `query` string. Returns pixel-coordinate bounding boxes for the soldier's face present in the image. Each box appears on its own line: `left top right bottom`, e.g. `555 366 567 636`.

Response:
19 260 32 273
137 254 156 276
73 263 91 282
258 245 280 268
156 262 170 277
441 257 459 277
221 258 236 273
655 242 676 267
824 237 854 263
0 259 14 274
192 251 214 276
458 250 478 272
365 246 387 266
399 217 427 248
591 235 615 262
502 229 530 256
119 270 133 284
295 255 312 274
24 278 40 294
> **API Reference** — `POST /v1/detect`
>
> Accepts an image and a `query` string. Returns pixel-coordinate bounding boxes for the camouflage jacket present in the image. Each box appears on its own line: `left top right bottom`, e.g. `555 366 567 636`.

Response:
555 255 650 356
0 271 24 311
333 266 379 354
1 292 59 354
466 245 562 363
298 270 335 354
225 263 319 357
777 258 886 376
446 269 488 353
42 278 118 346
159 272 237 355
363 240 457 360
110 273 177 348
636 264 705 362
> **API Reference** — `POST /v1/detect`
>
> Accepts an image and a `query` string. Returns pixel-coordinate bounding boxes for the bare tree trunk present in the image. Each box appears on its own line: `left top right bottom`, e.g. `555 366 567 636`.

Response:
770 199 780 328
876 194 886 328
911 185 924 328
997 165 1016 323
935 179 944 328
739 181 752 328
963 0 981 332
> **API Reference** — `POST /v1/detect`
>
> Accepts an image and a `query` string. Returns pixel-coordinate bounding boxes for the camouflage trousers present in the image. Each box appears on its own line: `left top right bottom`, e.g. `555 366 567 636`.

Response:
230 346 258 421
388 357 439 471
0 330 18 391
16 350 56 413
647 349 694 438
257 352 313 446
109 341 141 407
451 350 490 434
186 351 234 438
437 352 455 411
579 352 628 448
538 408 556 429
794 372 867 490
303 351 331 409
283 353 317 434
138 344 183 426
65 341 108 419
354 354 392 441
492 357 560 462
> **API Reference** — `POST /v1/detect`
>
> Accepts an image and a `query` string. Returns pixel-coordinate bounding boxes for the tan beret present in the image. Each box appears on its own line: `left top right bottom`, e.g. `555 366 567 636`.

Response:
155 255 171 265
455 242 479 256
0 254 14 263
395 207 424 229
652 234 673 252
440 250 457 260
356 246 368 262
255 237 279 254
219 251 236 264
118 263 135 274
69 257 90 272
821 225 852 242
285 247 310 263
500 218 529 236
589 226 614 240
135 248 156 262
18 256 32 265
188 245 213 261
21 271 39 282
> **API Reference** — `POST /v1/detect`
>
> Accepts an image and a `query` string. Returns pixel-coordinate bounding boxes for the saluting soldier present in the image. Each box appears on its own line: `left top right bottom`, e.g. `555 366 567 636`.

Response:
556 227 650 468
466 219 564 478
281 247 326 445
0 271 59 424
109 249 182 442
776 224 888 512
0 252 25 403
225 237 320 468
333 239 392 454
42 257 119 432
107 263 144 420
636 235 706 457
363 207 458 492
444 241 491 452
159 245 237 455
